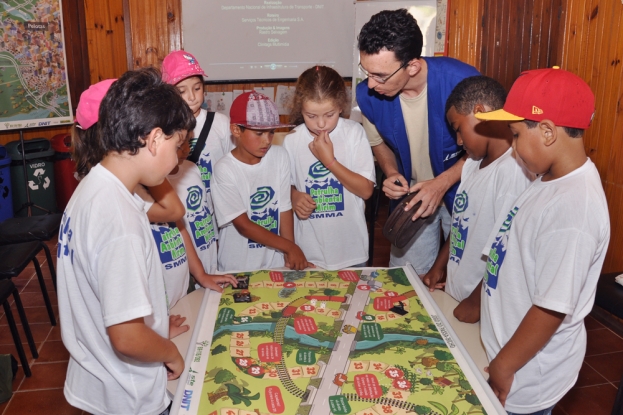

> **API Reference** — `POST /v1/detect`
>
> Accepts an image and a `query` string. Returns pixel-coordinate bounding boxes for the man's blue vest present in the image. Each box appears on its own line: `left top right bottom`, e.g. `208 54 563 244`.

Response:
356 56 480 211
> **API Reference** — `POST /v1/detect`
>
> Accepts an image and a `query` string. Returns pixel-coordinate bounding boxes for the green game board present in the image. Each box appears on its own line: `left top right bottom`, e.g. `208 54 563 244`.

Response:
170 266 504 415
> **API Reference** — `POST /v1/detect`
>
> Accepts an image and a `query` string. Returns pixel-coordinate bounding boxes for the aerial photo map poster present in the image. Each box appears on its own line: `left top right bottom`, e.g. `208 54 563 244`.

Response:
171 266 505 415
0 0 72 131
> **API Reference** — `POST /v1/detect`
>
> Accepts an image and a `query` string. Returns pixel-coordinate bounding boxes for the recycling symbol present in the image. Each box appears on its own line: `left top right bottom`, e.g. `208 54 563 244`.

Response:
28 168 50 191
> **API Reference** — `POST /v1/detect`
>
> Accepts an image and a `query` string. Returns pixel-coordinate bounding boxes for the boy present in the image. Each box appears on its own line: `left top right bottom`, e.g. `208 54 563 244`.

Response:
212 91 311 272
57 68 195 415
422 76 533 323
475 67 610 413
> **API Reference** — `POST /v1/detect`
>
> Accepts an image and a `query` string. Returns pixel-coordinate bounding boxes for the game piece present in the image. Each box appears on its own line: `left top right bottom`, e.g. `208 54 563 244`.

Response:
234 274 250 289
233 290 252 303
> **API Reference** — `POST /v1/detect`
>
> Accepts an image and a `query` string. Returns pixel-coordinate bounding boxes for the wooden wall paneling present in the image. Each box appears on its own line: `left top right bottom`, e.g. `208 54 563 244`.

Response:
84 0 127 83
447 0 483 68
61 0 90 111
126 1 171 69
166 0 182 54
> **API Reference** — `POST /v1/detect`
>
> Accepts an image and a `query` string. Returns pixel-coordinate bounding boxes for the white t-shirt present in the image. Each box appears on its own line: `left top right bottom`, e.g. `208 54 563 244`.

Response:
168 160 218 274
135 185 190 308
283 118 376 269
57 164 170 415
480 159 610 413
445 149 533 301
212 146 292 272
193 109 235 220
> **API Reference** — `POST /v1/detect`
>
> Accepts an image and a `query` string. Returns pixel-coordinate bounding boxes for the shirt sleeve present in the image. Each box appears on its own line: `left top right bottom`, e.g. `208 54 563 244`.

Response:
133 184 155 214
97 235 154 327
212 160 247 227
362 115 384 147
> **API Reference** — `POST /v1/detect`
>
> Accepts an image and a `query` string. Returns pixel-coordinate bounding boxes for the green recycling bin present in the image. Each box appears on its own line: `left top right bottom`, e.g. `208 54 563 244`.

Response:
5 138 57 217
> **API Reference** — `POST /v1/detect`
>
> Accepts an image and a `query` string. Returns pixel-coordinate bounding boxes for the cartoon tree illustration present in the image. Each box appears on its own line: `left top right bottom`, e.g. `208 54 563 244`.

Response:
324 288 341 296
387 268 410 286
224 383 260 406
211 344 227 355
205 369 235 384
220 297 232 306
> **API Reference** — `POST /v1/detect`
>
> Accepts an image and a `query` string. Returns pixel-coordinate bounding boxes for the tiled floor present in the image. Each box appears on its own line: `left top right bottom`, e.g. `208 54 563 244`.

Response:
0 198 621 414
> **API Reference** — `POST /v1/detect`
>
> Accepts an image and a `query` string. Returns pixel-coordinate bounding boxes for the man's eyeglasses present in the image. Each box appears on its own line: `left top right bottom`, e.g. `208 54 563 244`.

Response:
359 61 409 84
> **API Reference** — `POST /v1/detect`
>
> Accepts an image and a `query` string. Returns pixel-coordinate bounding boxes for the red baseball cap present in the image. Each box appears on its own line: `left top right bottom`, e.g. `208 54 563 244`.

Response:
161 50 206 85
230 91 294 129
475 67 595 129
75 78 116 129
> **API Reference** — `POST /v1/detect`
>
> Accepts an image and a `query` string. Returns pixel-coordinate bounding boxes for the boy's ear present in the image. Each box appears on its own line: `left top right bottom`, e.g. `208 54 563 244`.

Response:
473 103 487 115
144 127 165 156
230 124 242 138
539 120 557 146
407 58 422 77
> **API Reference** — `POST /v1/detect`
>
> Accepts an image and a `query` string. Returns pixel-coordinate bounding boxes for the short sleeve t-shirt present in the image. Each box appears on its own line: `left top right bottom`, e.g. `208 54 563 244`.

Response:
193 109 235 222
283 118 376 269
167 160 218 274
212 146 292 272
480 159 610 413
445 149 533 301
57 164 170 415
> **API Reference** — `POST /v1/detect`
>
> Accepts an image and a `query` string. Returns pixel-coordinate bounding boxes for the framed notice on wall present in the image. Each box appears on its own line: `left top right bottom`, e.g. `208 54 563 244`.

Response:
0 0 73 131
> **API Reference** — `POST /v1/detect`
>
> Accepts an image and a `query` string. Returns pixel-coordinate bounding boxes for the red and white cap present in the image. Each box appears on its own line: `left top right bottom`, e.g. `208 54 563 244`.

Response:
161 50 207 85
475 67 595 129
75 78 116 129
230 91 294 129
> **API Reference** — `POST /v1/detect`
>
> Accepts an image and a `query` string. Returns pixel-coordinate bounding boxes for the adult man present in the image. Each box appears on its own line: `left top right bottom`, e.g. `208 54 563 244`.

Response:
356 9 479 274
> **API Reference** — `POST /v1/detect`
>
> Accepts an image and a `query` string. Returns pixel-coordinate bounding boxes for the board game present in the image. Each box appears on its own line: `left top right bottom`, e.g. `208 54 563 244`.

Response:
170 266 504 415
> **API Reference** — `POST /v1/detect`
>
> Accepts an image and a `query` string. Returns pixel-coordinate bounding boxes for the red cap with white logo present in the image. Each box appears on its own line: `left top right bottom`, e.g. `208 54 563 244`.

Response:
475 67 595 129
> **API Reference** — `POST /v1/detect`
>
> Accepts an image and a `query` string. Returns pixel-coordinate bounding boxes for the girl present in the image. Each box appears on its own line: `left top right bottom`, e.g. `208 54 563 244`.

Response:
161 50 234 220
283 66 376 269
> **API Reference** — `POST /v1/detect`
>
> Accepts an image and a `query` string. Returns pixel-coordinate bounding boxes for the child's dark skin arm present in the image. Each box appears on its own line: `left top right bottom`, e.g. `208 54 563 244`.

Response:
454 281 482 323
177 220 238 293
422 237 450 291
146 179 185 223
309 131 374 199
108 318 184 380
232 211 313 270
486 305 565 406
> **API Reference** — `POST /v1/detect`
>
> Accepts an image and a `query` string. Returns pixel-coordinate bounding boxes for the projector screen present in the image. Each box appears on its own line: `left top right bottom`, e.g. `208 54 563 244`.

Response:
182 0 355 82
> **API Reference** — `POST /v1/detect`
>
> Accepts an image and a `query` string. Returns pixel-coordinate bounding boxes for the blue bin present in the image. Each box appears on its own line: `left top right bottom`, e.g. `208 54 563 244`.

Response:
0 145 13 222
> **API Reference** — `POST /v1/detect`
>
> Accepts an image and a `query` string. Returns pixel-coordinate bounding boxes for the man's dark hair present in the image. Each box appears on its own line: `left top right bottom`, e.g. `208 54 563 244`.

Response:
445 76 507 115
98 67 196 155
357 9 423 65
523 120 584 138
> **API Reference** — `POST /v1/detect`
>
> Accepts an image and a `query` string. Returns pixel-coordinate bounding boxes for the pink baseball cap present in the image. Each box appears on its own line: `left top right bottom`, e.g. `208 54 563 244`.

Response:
230 91 294 129
75 78 116 129
161 50 207 85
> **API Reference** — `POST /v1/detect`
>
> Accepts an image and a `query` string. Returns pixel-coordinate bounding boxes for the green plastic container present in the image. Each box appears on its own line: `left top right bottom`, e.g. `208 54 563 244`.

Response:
5 138 57 217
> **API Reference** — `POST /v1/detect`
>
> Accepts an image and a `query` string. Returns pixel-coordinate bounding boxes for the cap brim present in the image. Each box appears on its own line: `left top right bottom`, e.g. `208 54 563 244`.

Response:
236 123 295 129
475 109 525 122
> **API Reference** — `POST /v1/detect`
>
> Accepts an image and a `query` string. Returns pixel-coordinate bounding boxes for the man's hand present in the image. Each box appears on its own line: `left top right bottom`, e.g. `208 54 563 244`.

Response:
195 273 238 293
165 349 185 380
485 358 515 407
169 314 189 339
308 130 335 166
382 173 409 199
284 244 314 270
406 175 451 220
421 266 446 292
292 188 316 219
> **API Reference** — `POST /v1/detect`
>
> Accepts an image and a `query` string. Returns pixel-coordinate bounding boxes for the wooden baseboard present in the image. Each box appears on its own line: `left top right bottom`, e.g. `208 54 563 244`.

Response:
591 306 623 338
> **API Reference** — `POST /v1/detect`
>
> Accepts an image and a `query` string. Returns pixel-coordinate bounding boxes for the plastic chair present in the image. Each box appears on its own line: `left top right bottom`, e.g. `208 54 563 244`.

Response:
0 279 38 377
0 213 61 290
0 241 57 326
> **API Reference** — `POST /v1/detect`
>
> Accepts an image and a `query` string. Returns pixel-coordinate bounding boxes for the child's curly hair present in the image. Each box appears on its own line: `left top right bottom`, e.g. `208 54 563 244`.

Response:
289 66 349 125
